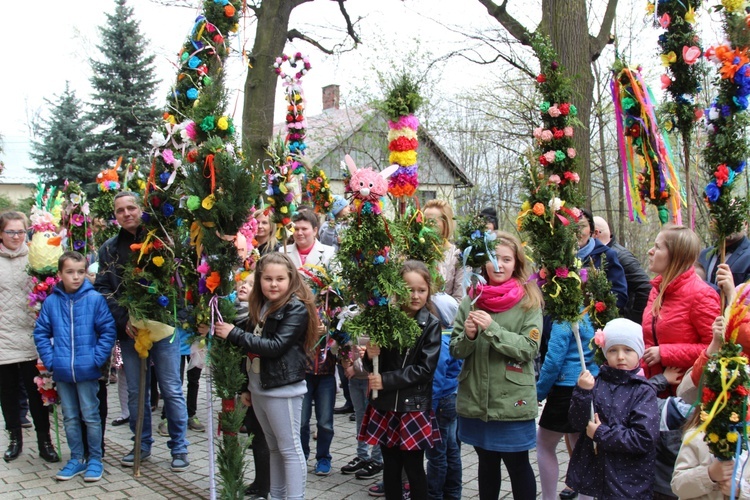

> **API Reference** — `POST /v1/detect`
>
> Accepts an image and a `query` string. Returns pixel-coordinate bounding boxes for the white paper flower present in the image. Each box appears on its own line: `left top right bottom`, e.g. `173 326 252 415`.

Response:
548 197 563 213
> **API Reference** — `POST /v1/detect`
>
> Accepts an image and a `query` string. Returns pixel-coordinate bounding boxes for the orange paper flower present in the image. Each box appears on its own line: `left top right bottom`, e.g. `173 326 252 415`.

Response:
206 272 221 293
532 203 545 216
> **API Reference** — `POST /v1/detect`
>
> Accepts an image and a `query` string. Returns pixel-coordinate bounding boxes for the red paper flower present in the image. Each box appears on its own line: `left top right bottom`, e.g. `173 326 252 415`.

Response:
539 155 549 166
715 164 730 187
536 74 546 83
702 387 716 403
559 103 570 115
552 128 564 140
594 301 607 313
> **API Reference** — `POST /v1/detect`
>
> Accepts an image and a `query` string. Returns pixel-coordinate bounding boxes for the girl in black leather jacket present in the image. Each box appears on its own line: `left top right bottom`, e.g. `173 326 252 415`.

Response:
214 253 319 500
359 260 442 500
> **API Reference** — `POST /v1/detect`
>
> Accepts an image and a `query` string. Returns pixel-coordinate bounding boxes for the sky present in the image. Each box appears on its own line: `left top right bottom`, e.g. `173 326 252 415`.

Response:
0 0 721 181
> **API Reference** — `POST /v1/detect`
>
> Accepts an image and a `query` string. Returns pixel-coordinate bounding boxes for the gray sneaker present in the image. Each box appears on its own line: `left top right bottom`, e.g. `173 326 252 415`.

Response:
188 416 205 432
158 418 169 437
121 449 151 467
171 453 189 472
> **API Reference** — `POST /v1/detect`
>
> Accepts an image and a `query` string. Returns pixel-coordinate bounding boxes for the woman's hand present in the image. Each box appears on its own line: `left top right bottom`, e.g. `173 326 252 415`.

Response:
643 346 661 367
468 310 493 330
663 366 685 385
240 391 252 407
366 342 380 359
708 315 725 356
716 263 736 304
578 370 595 390
197 324 210 336
586 412 601 439
213 322 234 339
368 373 383 391
463 318 478 340
125 321 138 340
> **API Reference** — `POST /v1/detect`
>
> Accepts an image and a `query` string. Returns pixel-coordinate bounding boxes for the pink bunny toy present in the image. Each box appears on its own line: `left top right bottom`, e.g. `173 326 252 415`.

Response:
344 154 398 214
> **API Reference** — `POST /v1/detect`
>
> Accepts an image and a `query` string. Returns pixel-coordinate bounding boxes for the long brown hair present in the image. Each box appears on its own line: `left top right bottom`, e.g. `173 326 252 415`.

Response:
247 253 319 351
651 225 700 316
423 199 455 243
482 231 544 311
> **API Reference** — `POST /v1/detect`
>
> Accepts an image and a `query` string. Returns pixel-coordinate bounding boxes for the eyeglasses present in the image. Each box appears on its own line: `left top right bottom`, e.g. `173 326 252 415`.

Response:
3 231 25 237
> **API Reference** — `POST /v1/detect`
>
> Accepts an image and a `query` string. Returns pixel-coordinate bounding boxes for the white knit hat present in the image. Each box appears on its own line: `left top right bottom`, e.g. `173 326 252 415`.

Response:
603 317 644 358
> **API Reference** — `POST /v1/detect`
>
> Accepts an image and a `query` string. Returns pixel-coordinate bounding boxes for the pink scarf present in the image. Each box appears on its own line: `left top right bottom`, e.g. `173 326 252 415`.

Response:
469 279 525 313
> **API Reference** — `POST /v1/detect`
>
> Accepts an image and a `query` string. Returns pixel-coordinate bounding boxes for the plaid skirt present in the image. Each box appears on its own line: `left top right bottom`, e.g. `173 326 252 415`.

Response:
358 405 441 451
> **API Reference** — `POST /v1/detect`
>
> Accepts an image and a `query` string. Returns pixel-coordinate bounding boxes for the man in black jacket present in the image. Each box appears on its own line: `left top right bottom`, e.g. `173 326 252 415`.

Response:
593 216 652 325
94 191 190 472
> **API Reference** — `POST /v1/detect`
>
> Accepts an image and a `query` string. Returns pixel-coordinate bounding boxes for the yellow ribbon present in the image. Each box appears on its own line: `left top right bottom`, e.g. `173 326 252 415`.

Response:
137 230 158 264
687 356 747 444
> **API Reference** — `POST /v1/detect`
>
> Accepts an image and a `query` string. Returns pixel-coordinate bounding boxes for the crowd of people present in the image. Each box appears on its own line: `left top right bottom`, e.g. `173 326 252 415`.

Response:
1 192 750 500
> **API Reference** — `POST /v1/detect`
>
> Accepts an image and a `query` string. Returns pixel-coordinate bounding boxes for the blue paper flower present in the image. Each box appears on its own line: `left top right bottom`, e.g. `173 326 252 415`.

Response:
736 161 746 173
721 105 732 117
141 213 151 223
162 203 175 217
157 295 170 307
188 56 201 69
73 240 85 251
186 88 199 100
159 172 171 186
705 182 721 203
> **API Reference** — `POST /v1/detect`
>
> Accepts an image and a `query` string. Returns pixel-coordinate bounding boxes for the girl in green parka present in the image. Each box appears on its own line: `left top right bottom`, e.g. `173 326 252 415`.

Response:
450 231 543 500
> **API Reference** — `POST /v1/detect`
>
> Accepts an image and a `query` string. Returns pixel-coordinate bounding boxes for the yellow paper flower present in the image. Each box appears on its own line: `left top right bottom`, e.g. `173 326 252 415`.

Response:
389 150 418 166
280 206 288 214
217 116 229 130
152 256 165 267
723 0 744 12
700 410 709 421
521 200 531 211
660 51 677 66
202 194 216 210
685 5 696 24
727 431 739 443
646 2 655 15
708 432 720 443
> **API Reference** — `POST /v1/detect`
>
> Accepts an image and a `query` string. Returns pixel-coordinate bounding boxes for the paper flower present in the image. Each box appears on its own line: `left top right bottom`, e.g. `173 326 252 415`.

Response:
682 46 701 65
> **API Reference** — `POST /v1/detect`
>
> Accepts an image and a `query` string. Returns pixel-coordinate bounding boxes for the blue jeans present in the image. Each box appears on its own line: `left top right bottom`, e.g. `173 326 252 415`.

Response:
300 374 335 461
349 377 382 463
121 335 188 455
426 393 462 500
57 380 102 461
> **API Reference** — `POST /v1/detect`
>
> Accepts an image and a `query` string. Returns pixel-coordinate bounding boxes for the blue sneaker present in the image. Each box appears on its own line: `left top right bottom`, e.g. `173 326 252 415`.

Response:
55 459 87 481
314 458 331 476
84 459 103 482
120 448 151 467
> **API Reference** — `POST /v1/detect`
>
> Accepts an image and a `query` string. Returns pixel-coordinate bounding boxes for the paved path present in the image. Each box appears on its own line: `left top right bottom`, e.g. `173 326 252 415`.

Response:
0 375 572 499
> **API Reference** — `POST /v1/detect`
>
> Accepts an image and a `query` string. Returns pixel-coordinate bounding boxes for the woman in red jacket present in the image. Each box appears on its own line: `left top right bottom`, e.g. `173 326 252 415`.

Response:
641 225 720 394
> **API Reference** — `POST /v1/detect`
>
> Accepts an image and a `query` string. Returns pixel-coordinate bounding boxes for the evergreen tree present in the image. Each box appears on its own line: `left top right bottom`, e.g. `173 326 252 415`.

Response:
87 0 160 166
29 82 96 189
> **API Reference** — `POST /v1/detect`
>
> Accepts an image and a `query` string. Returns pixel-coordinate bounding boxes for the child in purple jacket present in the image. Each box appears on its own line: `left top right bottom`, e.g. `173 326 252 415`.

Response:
566 318 659 499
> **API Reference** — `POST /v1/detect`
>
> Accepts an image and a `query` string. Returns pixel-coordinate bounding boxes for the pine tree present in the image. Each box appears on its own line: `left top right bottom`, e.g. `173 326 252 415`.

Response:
87 0 160 166
29 82 96 189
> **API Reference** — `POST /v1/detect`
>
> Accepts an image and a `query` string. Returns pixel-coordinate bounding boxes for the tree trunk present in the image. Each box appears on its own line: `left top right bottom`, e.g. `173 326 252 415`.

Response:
594 67 613 224
539 0 596 207
242 0 296 165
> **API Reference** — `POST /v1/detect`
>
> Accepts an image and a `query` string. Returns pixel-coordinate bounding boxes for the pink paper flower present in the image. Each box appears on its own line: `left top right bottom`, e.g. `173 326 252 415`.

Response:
533 127 543 139
71 214 84 227
682 46 701 65
555 267 569 278
185 121 198 141
162 149 175 165
659 12 670 29
594 329 606 347
567 148 577 159
548 174 561 185
543 151 557 163
540 130 554 142
548 105 561 118
563 126 574 137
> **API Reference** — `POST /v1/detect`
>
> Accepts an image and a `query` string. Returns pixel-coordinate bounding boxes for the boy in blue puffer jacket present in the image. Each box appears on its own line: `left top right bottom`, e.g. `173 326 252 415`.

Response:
34 251 116 483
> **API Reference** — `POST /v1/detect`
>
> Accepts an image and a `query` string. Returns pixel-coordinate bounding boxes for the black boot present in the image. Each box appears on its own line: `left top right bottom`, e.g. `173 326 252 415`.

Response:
38 437 59 463
3 429 22 462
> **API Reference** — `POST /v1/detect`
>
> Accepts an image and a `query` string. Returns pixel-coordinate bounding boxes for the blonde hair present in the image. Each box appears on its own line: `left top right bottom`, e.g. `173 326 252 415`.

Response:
248 253 319 351
423 199 455 242
651 224 701 316
483 231 544 311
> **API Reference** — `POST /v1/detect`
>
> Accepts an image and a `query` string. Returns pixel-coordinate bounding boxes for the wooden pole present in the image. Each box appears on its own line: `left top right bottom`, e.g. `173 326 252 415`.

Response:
133 356 147 477
684 138 693 228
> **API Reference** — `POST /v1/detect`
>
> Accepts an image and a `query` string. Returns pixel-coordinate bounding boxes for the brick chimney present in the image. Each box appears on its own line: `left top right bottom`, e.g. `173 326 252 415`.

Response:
322 84 340 110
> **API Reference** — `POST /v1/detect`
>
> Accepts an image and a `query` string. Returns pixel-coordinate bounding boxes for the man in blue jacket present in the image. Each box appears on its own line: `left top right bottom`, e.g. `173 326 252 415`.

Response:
34 251 116 483
577 209 628 311
698 228 750 289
